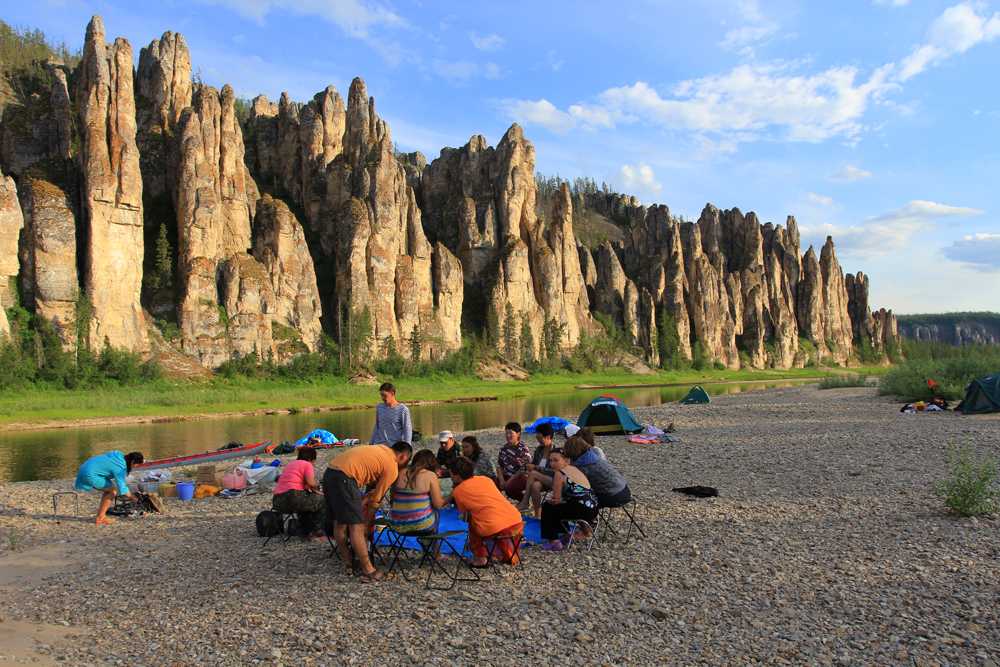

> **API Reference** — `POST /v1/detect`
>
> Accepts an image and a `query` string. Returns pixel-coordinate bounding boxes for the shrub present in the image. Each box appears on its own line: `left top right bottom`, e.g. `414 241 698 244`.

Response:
935 445 998 517
879 344 1000 400
818 374 867 389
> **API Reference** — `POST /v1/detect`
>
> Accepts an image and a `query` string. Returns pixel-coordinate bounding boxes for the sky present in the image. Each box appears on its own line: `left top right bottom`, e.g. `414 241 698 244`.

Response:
9 0 1000 314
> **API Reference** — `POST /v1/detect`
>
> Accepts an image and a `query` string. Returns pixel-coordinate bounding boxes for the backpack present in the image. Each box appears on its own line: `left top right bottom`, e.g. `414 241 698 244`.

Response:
255 510 283 537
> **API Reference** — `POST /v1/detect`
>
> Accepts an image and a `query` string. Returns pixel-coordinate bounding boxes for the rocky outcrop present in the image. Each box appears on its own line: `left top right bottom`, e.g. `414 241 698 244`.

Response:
136 30 192 200
0 168 23 313
75 16 147 353
819 237 854 364
175 84 266 366
252 195 322 355
681 215 738 368
899 315 999 346
17 177 78 347
1 62 73 176
421 126 593 354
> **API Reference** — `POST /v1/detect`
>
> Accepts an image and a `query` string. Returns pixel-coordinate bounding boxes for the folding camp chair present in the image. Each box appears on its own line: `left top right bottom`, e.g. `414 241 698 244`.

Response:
481 529 524 568
596 498 646 544
51 491 81 517
561 518 598 551
262 512 301 547
412 530 480 590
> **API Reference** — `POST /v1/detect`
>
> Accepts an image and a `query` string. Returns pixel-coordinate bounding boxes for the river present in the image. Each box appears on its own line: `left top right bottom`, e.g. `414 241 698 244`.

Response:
0 380 812 482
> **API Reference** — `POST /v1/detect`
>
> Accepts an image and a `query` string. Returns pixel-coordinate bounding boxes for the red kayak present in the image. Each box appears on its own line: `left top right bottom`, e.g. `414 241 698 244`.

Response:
136 441 272 470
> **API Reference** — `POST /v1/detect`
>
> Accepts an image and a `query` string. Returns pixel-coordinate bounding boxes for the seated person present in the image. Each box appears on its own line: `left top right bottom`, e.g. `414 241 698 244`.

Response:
436 430 460 476
516 422 556 517
272 446 326 540
577 427 607 460
389 449 448 535
563 435 631 508
450 456 524 567
540 448 598 551
461 436 496 480
496 422 532 500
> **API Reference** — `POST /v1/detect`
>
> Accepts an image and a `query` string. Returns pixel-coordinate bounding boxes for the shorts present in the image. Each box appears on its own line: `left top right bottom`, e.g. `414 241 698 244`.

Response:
74 473 113 493
323 467 365 525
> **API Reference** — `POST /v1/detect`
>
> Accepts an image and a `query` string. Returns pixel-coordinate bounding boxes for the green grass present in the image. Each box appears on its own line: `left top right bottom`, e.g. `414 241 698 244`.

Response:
0 366 864 426
817 374 868 389
878 341 1000 400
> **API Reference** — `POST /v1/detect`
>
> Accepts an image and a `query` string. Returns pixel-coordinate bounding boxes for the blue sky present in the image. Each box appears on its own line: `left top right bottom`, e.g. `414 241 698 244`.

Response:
11 0 1000 313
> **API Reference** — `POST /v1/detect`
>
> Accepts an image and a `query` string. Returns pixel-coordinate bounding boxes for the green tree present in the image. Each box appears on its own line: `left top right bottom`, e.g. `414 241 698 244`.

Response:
410 324 423 362
657 306 683 369
151 223 173 291
519 320 535 368
485 304 500 345
501 302 518 361
542 318 565 362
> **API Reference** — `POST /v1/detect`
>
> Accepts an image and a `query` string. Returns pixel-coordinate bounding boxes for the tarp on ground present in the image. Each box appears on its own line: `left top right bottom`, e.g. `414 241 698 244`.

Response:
680 386 711 404
576 395 644 435
294 429 339 446
958 373 1000 415
524 416 572 434
373 508 541 556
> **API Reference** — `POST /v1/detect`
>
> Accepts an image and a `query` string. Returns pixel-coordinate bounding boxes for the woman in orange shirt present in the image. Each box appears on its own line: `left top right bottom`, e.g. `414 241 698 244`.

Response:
449 456 524 566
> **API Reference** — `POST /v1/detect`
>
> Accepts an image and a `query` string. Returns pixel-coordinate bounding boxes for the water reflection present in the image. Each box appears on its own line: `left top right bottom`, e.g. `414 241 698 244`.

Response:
0 380 807 482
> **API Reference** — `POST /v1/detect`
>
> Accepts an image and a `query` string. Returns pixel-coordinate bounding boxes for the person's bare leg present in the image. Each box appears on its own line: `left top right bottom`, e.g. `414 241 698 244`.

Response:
516 472 540 510
333 523 352 568
528 480 544 518
95 490 115 525
348 523 376 575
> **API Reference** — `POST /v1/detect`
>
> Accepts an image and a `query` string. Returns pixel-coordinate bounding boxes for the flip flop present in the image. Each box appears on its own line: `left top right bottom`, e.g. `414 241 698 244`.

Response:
359 570 384 583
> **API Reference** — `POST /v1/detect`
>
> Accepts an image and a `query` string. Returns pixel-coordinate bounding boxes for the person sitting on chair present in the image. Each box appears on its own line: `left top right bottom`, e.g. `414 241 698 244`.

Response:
540 448 598 551
323 441 413 582
516 422 556 518
435 430 460 476
496 422 532 499
563 435 631 508
450 456 524 567
461 435 496 481
272 446 326 541
390 450 448 535
74 450 144 525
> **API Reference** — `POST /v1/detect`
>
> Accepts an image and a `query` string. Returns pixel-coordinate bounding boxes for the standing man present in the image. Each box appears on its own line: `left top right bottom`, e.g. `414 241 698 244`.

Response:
323 441 413 582
370 382 413 445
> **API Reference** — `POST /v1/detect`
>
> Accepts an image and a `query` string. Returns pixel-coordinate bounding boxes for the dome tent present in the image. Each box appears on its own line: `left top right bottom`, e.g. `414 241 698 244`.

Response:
957 373 1000 415
680 386 711 404
576 395 643 435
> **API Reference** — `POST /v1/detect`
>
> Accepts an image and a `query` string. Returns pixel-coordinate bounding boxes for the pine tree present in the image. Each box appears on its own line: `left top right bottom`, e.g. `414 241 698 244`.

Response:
502 302 518 360
151 223 173 291
519 320 535 368
410 324 423 361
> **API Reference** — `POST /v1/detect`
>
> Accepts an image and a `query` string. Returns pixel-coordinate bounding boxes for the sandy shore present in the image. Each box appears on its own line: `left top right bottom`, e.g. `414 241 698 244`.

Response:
1 385 998 665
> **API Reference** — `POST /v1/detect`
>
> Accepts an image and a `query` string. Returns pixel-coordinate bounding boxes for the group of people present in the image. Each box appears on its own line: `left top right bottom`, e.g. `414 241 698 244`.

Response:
272 382 634 580
72 381 633 581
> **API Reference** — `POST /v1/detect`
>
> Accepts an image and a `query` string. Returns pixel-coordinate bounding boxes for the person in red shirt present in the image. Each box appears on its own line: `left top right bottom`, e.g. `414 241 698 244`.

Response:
449 456 524 567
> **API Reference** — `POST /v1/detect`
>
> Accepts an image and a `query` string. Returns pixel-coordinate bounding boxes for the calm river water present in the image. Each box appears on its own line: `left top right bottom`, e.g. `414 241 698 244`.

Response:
0 380 810 483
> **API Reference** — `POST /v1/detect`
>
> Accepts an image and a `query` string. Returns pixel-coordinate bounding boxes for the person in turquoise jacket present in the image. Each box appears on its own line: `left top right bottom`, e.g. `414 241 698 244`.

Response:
74 450 145 525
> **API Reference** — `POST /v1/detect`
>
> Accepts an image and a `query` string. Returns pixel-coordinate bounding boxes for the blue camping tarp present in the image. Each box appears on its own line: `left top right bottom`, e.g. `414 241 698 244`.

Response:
524 416 572 434
373 507 541 556
294 429 339 446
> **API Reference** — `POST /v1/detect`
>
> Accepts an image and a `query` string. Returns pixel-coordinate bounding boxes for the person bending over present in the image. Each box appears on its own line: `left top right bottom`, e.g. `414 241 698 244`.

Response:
496 422 532 499
370 382 413 445
563 436 631 508
390 449 448 535
323 441 413 582
516 423 556 517
74 450 144 525
272 446 326 541
461 435 496 481
450 457 524 567
540 448 598 551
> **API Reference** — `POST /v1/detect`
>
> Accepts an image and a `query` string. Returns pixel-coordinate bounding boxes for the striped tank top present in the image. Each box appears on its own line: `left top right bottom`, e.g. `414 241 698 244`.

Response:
390 486 436 533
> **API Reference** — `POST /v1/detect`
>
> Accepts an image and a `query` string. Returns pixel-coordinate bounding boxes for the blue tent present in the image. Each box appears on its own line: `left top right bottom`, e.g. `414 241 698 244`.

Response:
524 416 572 434
576 395 644 435
294 429 339 446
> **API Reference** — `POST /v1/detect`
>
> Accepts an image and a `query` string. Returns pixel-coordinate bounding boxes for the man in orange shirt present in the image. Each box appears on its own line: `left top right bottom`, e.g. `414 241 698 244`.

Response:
449 456 524 566
323 441 412 582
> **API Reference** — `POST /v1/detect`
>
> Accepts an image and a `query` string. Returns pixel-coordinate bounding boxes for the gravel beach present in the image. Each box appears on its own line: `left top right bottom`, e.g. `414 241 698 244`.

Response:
1 385 998 666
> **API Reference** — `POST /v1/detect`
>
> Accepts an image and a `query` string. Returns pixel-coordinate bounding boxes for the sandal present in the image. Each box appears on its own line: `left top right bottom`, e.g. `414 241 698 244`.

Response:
359 569 384 583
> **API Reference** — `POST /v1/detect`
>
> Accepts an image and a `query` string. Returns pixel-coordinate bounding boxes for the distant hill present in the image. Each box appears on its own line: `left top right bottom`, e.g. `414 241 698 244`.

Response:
897 312 1000 345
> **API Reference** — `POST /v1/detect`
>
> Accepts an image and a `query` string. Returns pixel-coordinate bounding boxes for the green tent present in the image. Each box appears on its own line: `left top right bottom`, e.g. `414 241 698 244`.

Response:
680 385 711 404
577 395 644 435
958 373 1000 414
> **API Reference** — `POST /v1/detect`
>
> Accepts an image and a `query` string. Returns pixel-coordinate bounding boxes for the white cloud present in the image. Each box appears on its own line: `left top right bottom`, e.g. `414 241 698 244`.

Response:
619 163 662 194
720 0 778 56
545 50 564 72
500 98 575 134
829 164 873 182
897 2 1000 81
807 192 834 206
203 0 404 36
470 32 504 51
943 233 1000 271
874 0 910 6
802 200 983 255
432 60 502 83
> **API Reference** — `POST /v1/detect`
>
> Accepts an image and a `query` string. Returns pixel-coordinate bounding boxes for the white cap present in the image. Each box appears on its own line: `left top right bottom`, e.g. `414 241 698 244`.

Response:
438 430 454 442
565 424 581 437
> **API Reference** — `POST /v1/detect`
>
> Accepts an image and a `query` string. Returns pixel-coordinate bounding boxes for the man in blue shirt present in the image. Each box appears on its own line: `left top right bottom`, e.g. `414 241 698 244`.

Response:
370 382 413 445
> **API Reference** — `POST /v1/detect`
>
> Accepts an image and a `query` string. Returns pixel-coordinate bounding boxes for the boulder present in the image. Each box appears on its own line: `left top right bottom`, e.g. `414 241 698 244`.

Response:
75 16 148 353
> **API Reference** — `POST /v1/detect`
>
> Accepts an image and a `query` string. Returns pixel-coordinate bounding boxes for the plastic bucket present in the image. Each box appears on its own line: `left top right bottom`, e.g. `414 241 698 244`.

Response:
176 481 195 501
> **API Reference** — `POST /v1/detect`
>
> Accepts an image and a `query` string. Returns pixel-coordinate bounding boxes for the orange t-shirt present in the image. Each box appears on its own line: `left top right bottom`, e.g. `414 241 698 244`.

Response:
330 445 400 502
452 475 522 537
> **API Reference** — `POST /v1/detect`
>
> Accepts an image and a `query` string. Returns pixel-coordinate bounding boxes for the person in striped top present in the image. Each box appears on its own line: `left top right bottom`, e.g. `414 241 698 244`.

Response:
389 449 447 534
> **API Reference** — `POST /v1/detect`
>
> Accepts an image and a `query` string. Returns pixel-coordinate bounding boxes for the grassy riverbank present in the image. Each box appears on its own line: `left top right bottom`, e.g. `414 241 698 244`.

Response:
0 366 883 426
